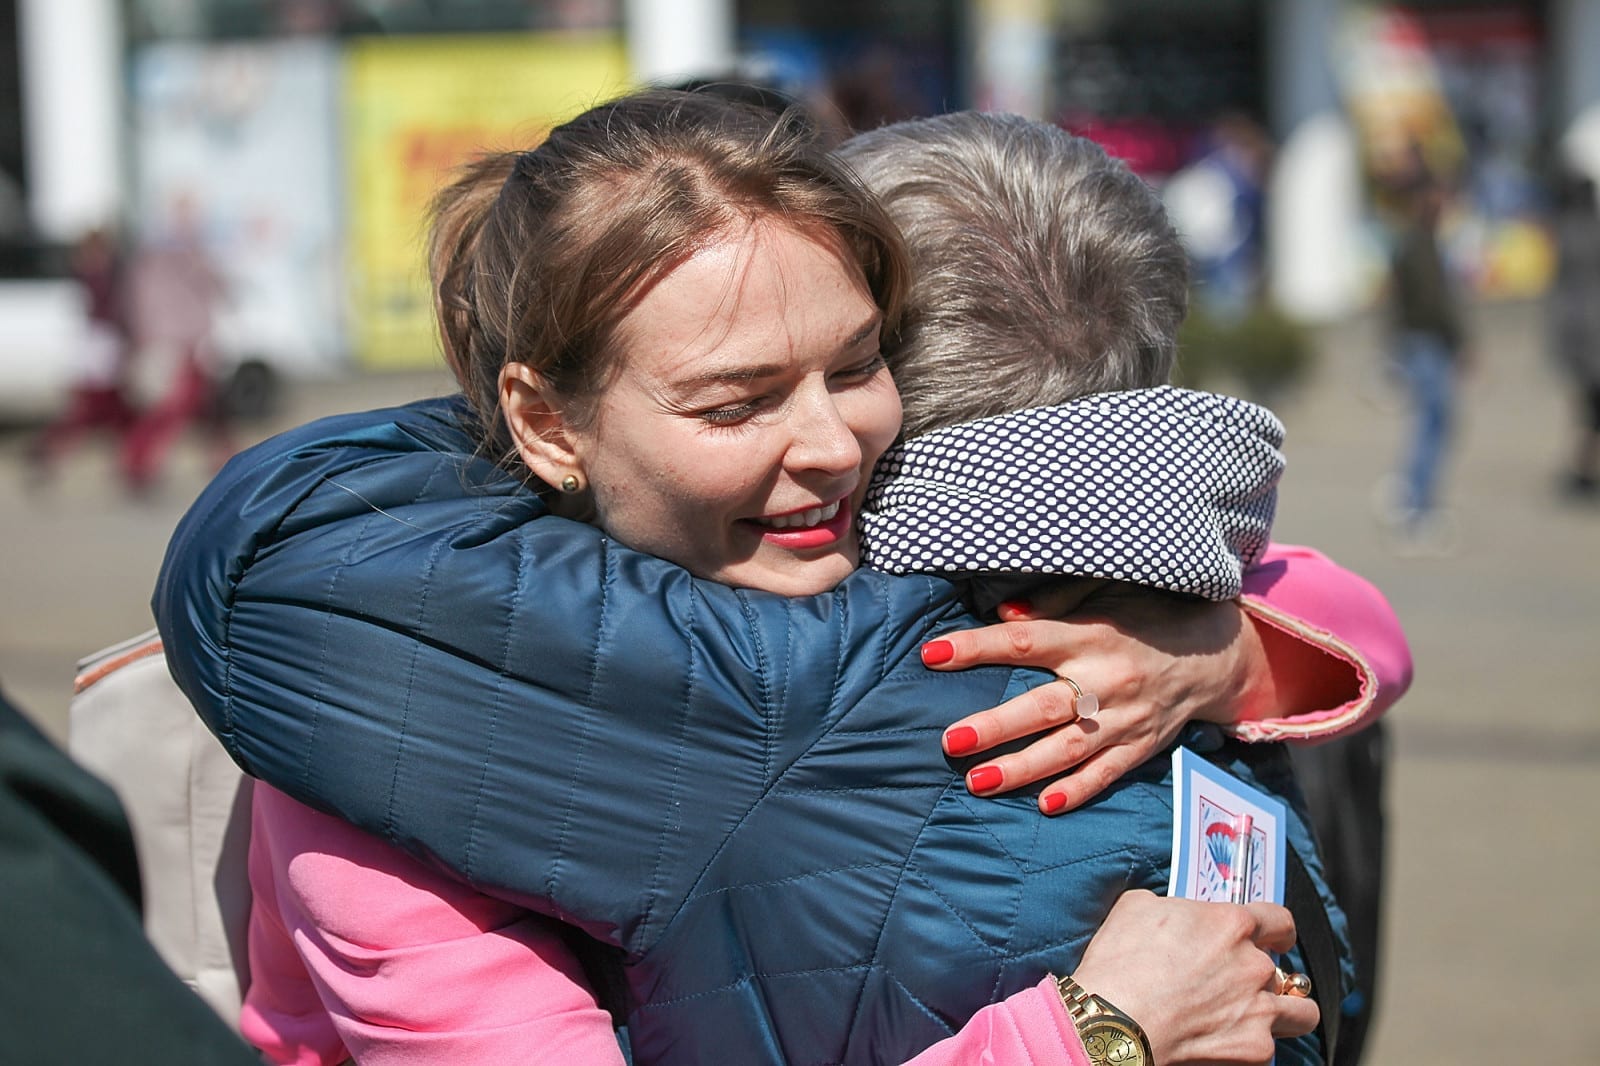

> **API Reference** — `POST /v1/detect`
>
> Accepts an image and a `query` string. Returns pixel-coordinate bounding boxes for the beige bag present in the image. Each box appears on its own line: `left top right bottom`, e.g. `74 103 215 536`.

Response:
68 629 252 1026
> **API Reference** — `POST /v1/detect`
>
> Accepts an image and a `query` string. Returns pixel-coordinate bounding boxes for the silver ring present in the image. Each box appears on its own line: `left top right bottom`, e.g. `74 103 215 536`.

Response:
1274 967 1312 998
1053 674 1099 718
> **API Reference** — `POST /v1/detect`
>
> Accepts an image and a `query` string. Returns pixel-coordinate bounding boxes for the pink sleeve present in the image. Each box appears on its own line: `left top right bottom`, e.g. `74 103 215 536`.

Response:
1233 541 1414 743
902 978 1090 1066
241 785 625 1066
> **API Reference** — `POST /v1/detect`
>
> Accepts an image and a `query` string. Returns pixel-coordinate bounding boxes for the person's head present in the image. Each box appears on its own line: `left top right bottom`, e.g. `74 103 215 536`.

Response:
838 112 1188 437
429 88 909 596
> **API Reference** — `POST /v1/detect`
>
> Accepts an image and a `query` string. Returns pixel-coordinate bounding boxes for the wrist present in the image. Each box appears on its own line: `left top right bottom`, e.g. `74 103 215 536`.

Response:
1190 602 1274 727
1228 611 1279 723
1053 973 1156 1066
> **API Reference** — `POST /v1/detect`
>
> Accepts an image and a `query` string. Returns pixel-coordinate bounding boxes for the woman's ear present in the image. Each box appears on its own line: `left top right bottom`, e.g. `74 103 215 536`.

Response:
499 362 584 488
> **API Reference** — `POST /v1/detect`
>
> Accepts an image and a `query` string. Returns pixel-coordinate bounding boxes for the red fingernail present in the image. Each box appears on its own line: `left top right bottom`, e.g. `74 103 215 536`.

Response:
998 600 1031 615
968 765 1004 792
945 725 980 756
921 639 954 666
1041 792 1067 814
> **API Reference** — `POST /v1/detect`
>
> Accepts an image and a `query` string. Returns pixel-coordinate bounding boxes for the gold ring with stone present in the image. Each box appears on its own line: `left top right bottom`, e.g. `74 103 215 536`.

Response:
1274 967 1312 998
1053 674 1099 718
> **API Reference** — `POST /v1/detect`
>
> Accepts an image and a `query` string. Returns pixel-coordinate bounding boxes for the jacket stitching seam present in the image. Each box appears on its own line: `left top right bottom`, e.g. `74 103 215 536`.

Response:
461 533 522 881
377 462 448 841
545 536 611 901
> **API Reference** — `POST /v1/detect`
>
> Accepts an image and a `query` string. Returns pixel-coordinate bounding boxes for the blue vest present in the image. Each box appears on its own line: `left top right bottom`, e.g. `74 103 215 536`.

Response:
157 396 1339 1065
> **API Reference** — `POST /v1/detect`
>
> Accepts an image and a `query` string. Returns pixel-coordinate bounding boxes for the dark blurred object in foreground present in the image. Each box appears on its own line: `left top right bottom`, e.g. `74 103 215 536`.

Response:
1291 724 1389 1066
0 685 256 1063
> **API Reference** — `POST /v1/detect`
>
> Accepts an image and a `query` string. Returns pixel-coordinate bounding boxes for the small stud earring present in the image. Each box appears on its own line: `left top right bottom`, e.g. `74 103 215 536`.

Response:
560 474 582 494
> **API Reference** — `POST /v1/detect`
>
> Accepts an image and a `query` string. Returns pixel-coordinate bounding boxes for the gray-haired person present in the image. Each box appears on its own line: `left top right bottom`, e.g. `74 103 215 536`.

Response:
844 111 1395 1066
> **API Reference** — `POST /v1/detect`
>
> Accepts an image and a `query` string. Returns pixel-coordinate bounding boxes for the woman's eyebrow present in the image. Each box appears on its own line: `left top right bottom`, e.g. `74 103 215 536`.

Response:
675 363 787 390
845 314 883 347
671 314 882 392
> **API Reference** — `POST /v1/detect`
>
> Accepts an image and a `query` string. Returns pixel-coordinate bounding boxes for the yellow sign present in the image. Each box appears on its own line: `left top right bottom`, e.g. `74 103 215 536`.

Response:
344 34 631 368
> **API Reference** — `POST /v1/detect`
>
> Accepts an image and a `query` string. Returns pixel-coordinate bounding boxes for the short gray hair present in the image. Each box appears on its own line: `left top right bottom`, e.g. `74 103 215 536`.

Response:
839 112 1188 438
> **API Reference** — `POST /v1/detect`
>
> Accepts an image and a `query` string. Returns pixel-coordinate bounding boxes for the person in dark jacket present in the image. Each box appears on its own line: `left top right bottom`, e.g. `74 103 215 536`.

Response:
156 94 1403 1065
0 687 257 1065
1385 160 1471 543
1549 167 1600 497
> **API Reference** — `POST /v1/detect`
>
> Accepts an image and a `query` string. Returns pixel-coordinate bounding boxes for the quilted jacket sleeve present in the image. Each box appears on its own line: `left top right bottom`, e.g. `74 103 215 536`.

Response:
154 398 974 928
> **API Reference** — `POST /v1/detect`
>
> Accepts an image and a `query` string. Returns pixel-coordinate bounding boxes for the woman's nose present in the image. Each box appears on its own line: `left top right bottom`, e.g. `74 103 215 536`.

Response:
787 392 863 476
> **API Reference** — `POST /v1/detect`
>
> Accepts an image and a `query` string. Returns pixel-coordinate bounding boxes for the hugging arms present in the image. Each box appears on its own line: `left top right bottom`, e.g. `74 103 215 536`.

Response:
157 95 1409 1065
162 392 1390 1066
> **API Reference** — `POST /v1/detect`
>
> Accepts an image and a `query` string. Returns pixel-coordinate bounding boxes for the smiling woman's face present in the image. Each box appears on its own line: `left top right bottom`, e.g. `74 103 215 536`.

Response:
508 218 903 597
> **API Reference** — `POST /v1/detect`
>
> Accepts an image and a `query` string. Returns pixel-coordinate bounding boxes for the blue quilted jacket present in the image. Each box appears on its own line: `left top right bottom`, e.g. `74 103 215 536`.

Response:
155 395 1340 1066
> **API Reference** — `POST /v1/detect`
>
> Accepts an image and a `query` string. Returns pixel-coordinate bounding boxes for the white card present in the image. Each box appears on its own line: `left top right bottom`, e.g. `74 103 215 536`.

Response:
1168 746 1287 904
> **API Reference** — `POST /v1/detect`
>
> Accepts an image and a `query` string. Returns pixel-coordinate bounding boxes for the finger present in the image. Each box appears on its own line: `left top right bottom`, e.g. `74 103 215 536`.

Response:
964 724 1099 797
941 681 1083 756
921 619 1083 672
995 600 1044 622
1241 902 1299 955
1037 746 1140 815
1270 993 1320 1039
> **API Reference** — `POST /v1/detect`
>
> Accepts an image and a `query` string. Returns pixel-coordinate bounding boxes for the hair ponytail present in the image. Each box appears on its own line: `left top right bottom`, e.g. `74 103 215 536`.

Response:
427 151 520 453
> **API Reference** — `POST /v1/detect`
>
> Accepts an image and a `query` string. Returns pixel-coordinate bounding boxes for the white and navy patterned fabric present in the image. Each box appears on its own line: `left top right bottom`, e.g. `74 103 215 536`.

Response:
861 385 1284 601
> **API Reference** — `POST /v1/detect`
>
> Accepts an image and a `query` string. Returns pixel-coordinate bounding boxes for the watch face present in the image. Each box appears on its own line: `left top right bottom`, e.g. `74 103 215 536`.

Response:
1083 1019 1148 1066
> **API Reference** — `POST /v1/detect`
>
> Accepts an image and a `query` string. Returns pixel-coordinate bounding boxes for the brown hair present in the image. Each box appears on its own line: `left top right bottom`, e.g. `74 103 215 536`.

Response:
428 88 910 476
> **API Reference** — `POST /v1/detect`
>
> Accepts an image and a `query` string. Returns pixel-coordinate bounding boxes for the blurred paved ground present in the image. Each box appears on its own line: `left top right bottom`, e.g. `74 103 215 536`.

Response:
2 300 1596 1063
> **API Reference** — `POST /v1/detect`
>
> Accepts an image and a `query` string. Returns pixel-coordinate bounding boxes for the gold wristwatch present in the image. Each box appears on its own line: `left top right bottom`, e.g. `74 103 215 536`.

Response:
1055 975 1155 1066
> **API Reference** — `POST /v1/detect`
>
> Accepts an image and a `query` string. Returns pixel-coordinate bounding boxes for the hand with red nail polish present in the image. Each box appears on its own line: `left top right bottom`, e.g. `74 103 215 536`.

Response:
923 584 1277 814
943 725 980 756
966 765 1003 793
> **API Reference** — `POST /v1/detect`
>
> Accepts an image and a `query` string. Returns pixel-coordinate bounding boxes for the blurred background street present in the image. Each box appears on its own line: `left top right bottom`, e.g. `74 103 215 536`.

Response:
4 298 1597 1063
3 0 1600 1063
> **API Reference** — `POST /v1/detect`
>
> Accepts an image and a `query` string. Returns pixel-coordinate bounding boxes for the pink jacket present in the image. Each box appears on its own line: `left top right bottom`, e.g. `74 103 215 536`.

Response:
243 542 1410 1065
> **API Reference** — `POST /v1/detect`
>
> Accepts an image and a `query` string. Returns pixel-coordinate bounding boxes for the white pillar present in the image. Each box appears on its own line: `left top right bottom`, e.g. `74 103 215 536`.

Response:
1268 113 1363 322
1550 0 1600 178
1263 0 1361 321
17 0 124 239
623 0 735 86
969 0 1052 120
1265 0 1340 141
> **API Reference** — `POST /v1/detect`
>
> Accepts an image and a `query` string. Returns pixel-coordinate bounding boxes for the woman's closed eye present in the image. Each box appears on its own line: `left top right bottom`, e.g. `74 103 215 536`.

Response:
693 352 884 427
831 351 887 385
696 391 775 427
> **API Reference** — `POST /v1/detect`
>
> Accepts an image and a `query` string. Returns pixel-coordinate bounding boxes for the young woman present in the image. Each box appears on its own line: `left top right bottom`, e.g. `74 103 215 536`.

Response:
159 91 1405 1065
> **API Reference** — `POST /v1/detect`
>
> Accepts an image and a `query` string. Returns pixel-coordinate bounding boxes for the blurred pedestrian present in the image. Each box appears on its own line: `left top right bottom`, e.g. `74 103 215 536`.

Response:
119 196 233 494
1383 159 1471 546
1549 168 1600 499
26 226 139 484
1163 112 1273 322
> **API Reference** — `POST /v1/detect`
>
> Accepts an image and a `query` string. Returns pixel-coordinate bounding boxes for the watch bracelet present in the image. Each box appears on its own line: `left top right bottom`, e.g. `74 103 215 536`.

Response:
1054 974 1099 1025
1054 974 1156 1063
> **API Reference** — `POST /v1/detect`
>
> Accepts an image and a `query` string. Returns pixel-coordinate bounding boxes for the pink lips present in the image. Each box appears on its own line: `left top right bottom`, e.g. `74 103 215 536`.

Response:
746 498 853 550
